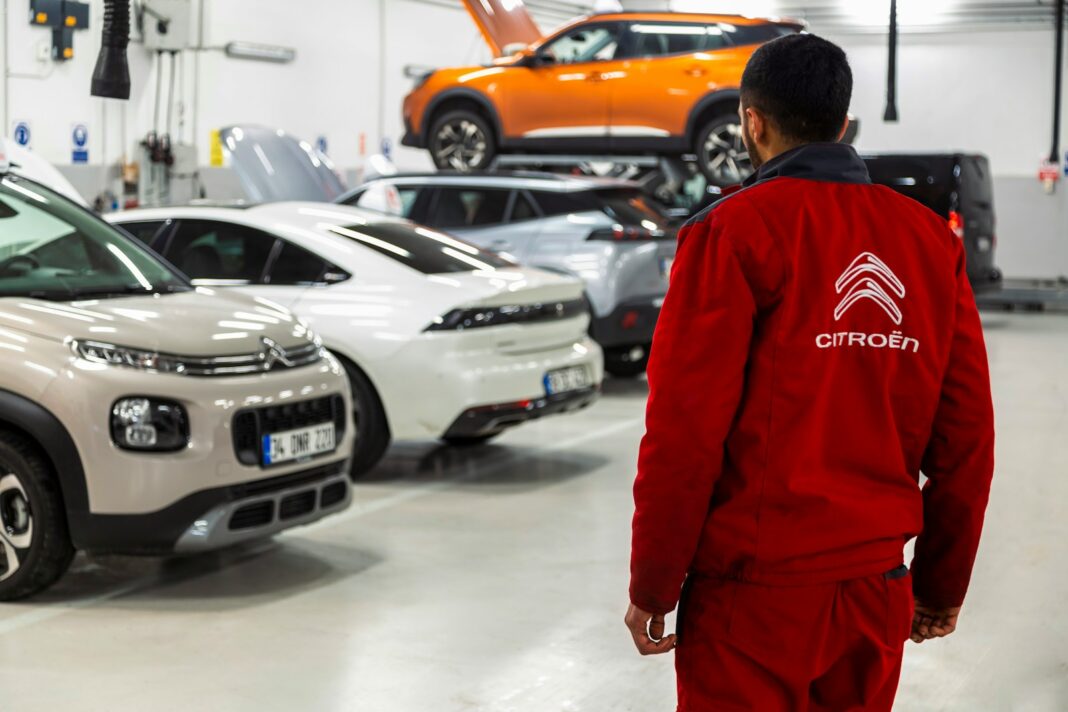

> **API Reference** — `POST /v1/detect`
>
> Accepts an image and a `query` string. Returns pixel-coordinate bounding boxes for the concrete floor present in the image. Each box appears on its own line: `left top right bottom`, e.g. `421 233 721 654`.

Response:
0 312 1065 711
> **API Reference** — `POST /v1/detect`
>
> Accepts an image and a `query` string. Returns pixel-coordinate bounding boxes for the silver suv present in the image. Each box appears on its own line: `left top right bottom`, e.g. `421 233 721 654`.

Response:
338 173 677 377
0 161 354 599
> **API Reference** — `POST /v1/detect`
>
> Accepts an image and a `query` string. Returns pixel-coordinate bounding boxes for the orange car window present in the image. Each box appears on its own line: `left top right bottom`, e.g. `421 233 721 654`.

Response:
627 23 726 58
542 25 621 64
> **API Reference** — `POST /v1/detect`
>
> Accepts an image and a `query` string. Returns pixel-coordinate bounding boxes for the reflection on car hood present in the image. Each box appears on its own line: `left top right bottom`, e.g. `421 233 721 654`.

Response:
0 288 312 357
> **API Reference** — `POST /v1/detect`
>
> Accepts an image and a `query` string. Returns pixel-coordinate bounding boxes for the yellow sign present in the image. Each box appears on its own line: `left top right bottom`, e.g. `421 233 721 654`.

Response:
209 129 224 167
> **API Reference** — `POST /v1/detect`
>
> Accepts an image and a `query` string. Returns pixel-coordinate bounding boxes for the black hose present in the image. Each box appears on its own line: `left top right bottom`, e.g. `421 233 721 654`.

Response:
1052 0 1064 163
91 0 132 99
883 0 899 122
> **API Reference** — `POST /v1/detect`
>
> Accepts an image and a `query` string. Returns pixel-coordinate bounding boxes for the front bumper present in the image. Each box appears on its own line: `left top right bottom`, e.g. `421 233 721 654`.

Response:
589 297 664 349
443 386 600 439
77 461 351 555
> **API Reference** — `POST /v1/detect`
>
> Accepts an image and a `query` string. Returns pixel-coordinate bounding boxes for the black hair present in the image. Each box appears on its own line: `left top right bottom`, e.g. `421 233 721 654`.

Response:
740 33 852 144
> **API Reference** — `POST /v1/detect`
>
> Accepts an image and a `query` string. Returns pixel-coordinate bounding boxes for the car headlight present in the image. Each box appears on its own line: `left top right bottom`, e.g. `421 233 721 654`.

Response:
111 397 190 452
74 340 186 373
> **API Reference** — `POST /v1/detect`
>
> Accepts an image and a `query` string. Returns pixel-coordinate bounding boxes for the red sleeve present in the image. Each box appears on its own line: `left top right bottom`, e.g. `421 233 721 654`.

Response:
911 240 996 608
629 209 765 615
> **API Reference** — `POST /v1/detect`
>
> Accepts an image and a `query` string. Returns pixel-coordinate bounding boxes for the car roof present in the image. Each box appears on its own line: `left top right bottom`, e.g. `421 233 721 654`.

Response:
350 172 638 193
586 12 793 26
109 201 396 230
108 202 439 280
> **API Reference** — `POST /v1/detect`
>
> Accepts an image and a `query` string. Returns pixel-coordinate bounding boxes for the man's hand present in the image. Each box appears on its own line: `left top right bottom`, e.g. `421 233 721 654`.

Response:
910 601 961 643
625 603 677 655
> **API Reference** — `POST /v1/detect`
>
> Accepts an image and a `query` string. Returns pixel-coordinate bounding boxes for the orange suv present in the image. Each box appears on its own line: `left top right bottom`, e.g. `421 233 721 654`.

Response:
402 8 802 185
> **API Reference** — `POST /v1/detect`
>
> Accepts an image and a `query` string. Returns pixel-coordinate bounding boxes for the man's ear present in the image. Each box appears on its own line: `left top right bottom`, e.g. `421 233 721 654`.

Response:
745 107 763 143
836 115 850 143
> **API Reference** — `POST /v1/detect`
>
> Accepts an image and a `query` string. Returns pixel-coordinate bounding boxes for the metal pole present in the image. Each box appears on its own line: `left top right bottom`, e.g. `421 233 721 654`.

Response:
1051 0 1064 163
884 0 899 122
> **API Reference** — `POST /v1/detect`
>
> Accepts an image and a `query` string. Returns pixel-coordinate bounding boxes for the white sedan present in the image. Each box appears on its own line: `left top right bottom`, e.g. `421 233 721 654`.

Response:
107 203 603 476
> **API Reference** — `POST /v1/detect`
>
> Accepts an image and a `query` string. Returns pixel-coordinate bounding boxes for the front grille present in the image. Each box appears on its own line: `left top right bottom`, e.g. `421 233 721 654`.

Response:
229 501 274 530
173 340 322 377
279 490 317 520
232 395 347 467
320 481 347 508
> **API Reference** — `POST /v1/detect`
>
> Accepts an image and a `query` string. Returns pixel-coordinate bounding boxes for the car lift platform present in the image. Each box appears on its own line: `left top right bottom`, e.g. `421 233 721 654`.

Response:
976 278 1068 312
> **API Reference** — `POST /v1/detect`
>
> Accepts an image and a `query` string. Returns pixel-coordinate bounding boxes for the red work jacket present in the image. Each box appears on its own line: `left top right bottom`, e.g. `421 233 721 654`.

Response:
630 143 995 614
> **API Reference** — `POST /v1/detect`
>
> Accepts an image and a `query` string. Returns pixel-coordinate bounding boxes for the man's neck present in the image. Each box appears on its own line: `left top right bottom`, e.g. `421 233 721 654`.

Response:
756 139 806 168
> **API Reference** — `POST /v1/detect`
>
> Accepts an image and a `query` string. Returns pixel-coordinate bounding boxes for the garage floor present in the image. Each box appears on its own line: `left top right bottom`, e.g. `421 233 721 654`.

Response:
0 312 1065 711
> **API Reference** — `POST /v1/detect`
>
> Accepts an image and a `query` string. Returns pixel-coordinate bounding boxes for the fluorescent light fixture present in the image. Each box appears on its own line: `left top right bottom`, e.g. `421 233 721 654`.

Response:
224 42 296 63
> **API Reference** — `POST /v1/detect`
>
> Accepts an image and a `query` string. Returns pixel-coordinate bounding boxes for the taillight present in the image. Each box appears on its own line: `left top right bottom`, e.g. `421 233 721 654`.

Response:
948 210 965 238
588 224 665 241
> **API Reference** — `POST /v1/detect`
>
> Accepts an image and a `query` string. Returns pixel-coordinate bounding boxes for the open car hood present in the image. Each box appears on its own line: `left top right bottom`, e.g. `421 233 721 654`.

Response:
460 0 543 57
219 125 346 203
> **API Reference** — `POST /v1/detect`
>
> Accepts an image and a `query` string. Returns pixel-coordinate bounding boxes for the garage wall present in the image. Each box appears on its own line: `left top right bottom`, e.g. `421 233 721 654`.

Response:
1 0 585 176
819 28 1068 279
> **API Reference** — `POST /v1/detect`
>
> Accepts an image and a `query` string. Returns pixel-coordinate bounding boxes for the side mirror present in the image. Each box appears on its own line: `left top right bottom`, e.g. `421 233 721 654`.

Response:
502 43 530 57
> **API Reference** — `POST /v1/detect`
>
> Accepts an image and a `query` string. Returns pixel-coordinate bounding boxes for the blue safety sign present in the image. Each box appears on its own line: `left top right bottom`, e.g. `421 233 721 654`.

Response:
72 123 89 163
315 135 328 155
13 122 31 147
1064 150 1068 178
72 124 88 147
381 136 393 160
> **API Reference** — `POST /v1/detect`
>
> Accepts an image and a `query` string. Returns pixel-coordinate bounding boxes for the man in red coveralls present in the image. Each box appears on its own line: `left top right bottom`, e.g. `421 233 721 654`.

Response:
625 34 995 711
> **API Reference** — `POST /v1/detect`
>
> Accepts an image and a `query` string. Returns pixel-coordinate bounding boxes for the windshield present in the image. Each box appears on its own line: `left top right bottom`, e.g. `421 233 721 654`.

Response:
327 221 515 274
0 174 190 300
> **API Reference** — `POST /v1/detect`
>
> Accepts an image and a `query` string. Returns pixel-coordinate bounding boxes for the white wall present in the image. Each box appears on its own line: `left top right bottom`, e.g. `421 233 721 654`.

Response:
1 0 585 177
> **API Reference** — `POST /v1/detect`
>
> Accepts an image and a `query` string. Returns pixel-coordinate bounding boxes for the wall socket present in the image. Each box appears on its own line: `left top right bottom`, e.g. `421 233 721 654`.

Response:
36 41 51 62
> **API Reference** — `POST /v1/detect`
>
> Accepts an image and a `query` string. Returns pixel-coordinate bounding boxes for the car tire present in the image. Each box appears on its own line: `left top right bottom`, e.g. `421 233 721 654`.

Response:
441 432 503 448
604 344 650 379
695 112 753 187
340 361 391 479
428 110 496 172
0 431 75 601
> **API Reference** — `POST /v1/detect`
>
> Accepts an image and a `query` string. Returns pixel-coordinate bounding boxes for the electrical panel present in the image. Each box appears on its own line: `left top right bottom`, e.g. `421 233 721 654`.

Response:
142 0 192 51
29 0 88 62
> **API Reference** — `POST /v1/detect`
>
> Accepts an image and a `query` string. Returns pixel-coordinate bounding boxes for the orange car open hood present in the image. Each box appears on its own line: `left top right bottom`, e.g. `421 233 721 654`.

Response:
461 0 544 57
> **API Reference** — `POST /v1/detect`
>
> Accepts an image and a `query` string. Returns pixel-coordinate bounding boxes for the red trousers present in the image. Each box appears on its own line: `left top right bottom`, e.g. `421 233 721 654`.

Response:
675 569 914 712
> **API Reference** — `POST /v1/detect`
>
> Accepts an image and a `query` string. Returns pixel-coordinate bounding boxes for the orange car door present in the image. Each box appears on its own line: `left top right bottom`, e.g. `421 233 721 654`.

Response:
611 21 750 141
504 22 625 146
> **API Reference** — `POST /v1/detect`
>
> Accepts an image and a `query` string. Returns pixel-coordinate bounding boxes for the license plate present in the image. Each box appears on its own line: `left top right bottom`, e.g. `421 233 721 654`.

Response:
544 366 591 396
262 423 336 466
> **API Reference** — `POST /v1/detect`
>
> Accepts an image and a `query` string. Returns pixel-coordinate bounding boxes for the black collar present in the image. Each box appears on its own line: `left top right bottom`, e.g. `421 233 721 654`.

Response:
742 142 871 188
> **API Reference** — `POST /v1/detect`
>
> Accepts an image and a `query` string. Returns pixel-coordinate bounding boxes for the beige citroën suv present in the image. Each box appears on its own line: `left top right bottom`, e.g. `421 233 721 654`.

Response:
0 156 354 600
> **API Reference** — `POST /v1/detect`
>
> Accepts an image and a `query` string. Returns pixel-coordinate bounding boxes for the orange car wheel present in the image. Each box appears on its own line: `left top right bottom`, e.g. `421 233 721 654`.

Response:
428 110 496 172
696 111 754 187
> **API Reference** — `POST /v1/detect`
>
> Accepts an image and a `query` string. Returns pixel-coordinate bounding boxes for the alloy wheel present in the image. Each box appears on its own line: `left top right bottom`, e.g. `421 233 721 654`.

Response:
433 120 488 172
0 473 33 582
701 121 752 185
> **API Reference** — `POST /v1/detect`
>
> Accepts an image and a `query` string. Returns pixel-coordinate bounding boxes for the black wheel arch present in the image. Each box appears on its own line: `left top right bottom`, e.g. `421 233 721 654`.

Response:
685 89 742 145
327 350 392 436
0 389 92 549
422 88 503 147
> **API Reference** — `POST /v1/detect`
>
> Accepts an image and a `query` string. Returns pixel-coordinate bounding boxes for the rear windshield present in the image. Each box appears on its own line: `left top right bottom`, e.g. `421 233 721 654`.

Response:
595 189 670 227
533 188 670 228
327 221 514 274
